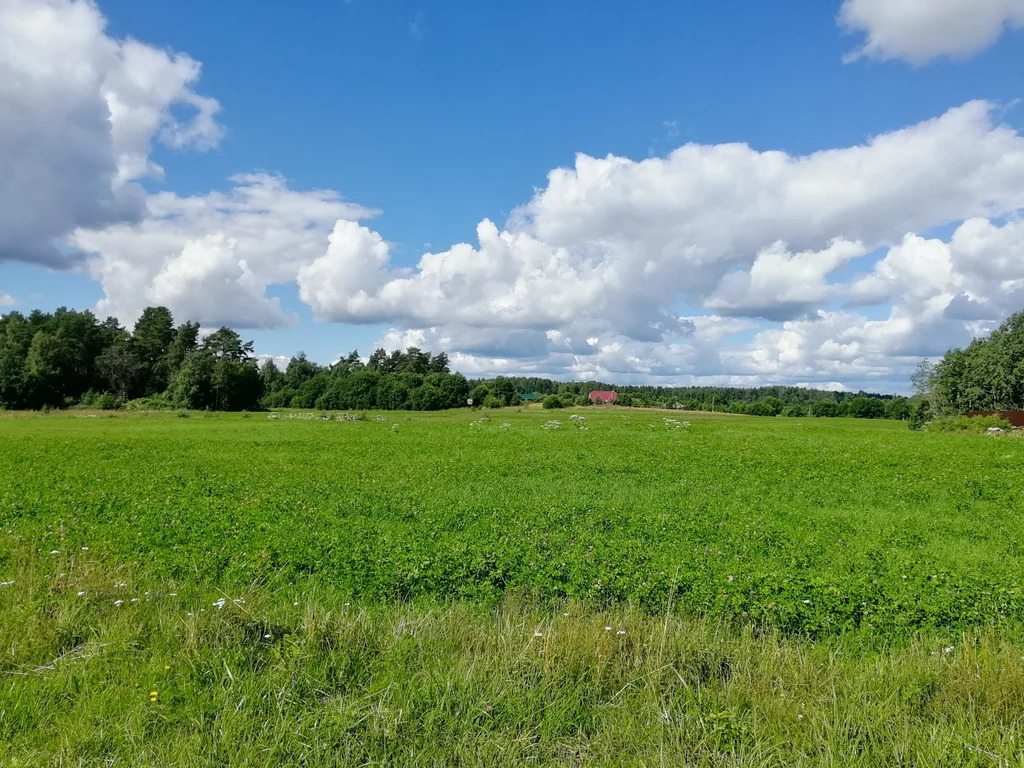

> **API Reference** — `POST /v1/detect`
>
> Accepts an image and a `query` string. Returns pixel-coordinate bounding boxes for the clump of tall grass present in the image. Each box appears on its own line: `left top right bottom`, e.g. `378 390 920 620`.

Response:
3 549 1024 766
924 414 1012 433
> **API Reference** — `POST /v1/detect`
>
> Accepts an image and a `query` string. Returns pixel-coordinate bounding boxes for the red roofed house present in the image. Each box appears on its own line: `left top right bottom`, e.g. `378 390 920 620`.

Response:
589 390 618 404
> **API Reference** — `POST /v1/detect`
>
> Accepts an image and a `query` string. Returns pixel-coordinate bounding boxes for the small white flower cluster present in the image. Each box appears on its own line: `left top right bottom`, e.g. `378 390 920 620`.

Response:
268 412 318 421
662 417 690 430
500 423 511 429
469 417 492 428
0 580 14 587
268 411 369 422
569 414 587 421
542 420 562 430
569 414 589 430
212 596 244 610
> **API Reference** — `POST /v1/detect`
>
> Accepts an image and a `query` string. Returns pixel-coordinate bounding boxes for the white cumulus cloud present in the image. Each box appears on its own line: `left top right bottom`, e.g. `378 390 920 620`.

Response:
849 217 1024 325
0 0 222 266
703 239 867 320
73 174 378 327
294 101 1024 389
839 0 1024 64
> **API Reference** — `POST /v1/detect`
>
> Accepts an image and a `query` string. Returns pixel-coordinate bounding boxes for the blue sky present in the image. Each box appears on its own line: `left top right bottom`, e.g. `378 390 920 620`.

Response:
3 0 1024 392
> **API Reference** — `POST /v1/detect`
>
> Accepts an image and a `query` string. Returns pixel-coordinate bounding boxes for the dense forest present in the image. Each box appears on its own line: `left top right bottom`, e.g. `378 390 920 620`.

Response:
928 309 1024 413
0 304 930 417
0 306 469 412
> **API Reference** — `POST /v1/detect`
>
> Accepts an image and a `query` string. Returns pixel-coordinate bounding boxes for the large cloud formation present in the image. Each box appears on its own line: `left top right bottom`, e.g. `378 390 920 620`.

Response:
0 0 221 267
840 0 1024 64
73 174 378 327
292 101 1024 387
6 1 1024 391
66 101 1024 389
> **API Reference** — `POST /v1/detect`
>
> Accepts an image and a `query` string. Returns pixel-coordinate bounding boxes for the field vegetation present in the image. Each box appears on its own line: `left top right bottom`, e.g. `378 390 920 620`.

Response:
2 408 1023 764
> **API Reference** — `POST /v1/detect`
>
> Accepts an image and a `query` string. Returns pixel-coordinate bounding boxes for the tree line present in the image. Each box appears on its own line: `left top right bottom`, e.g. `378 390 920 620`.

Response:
469 378 907 419
0 306 469 412
1 303 919 416
921 309 1024 415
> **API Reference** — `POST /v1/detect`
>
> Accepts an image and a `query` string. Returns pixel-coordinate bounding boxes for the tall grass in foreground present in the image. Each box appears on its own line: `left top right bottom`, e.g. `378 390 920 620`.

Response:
3 550 1024 767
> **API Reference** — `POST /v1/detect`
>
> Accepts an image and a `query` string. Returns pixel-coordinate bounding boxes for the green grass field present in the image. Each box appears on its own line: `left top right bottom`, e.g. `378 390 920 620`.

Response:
2 409 1024 765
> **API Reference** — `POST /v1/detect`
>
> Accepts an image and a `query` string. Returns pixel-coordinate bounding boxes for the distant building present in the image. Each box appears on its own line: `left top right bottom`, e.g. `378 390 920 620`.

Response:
520 392 539 402
589 390 618 404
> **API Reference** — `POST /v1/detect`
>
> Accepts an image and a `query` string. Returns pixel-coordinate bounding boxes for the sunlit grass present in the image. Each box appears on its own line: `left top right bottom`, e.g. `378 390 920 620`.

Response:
3 550 1024 766
2 408 1023 763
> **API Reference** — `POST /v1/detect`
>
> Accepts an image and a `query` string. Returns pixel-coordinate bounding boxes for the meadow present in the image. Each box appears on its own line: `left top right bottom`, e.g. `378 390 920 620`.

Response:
2 408 1024 765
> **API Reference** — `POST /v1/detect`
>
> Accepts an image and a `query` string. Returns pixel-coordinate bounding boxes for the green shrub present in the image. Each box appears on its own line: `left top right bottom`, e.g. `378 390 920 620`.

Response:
542 394 564 409
810 401 840 417
885 397 911 420
94 393 123 411
125 395 174 411
846 396 887 419
908 400 932 430
924 414 1012 433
